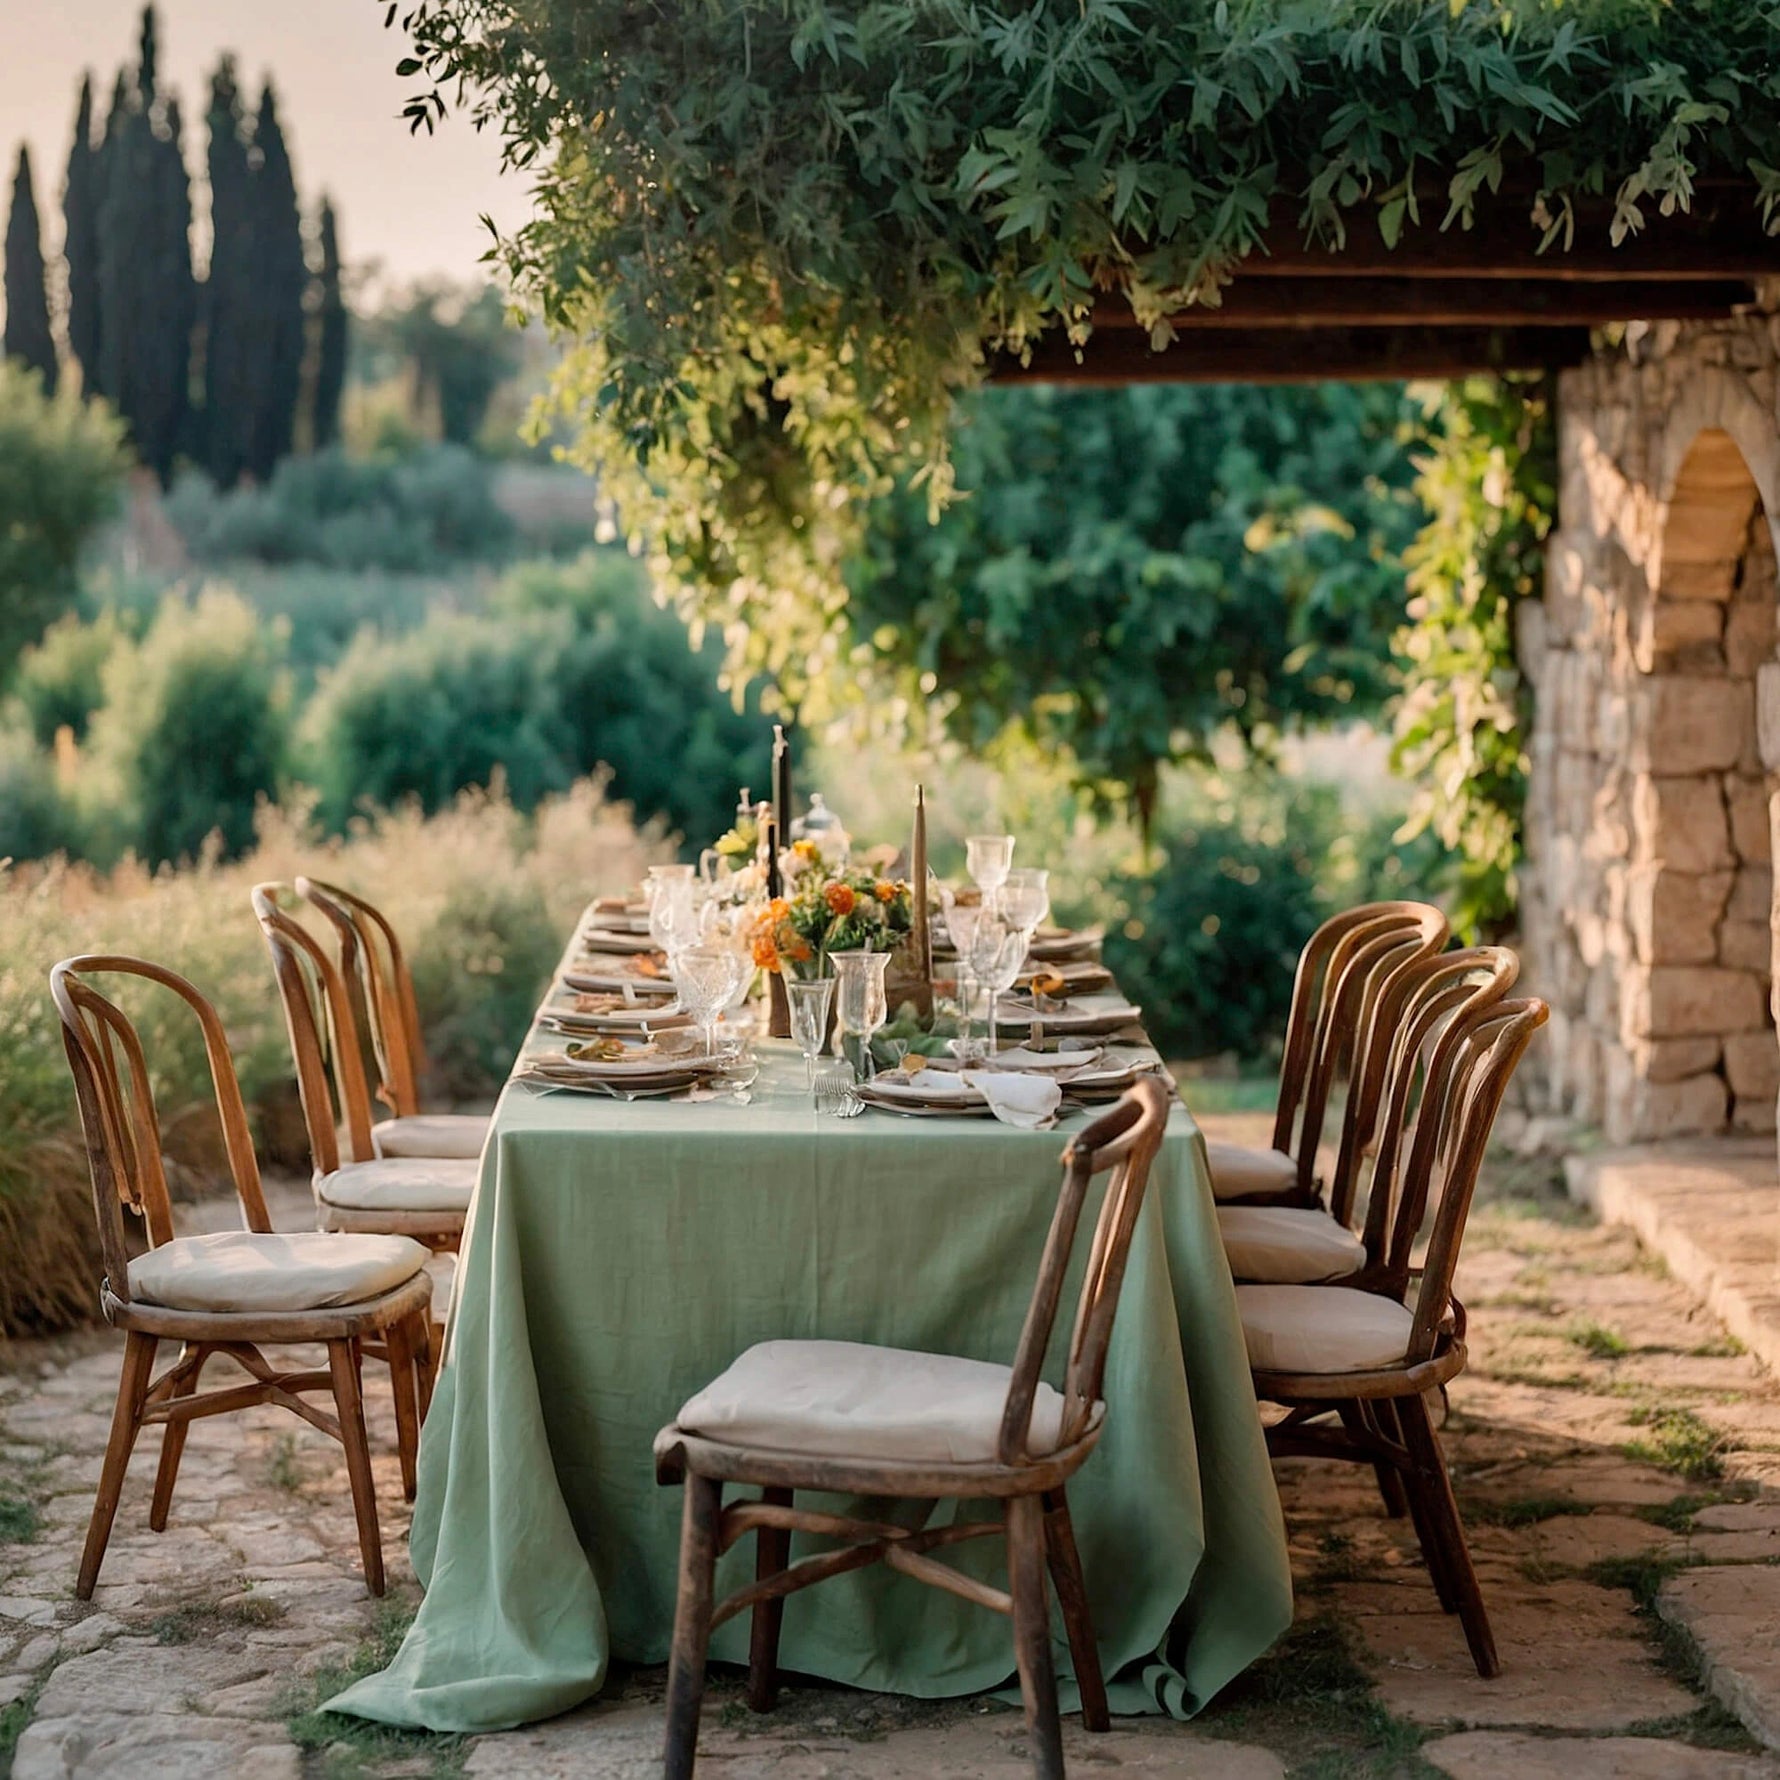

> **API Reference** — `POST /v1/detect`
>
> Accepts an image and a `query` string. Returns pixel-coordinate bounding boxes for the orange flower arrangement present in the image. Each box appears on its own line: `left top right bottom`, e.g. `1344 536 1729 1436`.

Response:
873 880 897 903
824 883 857 916
747 865 913 978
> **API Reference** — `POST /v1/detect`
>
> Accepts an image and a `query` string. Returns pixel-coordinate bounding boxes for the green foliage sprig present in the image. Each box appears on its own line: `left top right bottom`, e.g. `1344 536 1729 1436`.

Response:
387 0 1780 705
1390 376 1555 937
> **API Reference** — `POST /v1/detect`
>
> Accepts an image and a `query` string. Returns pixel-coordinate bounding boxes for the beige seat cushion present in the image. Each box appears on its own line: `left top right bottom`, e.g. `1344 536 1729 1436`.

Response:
1206 1141 1298 1202
677 1339 1068 1464
1218 1205 1365 1285
127 1231 428 1315
316 1156 480 1213
373 1113 490 1161
1237 1285 1414 1374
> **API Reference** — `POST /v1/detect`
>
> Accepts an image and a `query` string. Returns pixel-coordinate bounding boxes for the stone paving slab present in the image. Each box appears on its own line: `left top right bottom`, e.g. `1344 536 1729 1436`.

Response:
1424 1730 1780 1778
461 1700 1287 1779
1661 1566 1780 1750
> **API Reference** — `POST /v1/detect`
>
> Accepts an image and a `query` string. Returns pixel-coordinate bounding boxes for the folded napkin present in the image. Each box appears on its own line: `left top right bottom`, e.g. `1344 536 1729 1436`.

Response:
962 1070 1063 1129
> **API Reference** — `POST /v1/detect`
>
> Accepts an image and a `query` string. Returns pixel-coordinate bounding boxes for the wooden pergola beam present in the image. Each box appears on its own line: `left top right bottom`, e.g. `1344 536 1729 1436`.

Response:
1088 278 1758 332
991 325 1594 387
1238 195 1778 281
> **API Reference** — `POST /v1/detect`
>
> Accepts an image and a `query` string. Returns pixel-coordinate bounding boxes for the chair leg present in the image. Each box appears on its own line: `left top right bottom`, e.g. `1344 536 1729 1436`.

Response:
1397 1389 1498 1678
1340 1400 1408 1520
386 1316 422 1504
664 1472 723 1780
77 1330 157 1600
1007 1493 1065 1780
1042 1488 1108 1733
149 1344 206 1532
1383 1397 1460 1614
748 1485 793 1713
415 1319 437 1423
328 1337 385 1597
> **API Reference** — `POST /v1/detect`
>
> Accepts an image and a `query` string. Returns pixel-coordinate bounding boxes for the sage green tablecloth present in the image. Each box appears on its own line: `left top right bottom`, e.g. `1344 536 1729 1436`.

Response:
331 1026 1292 1731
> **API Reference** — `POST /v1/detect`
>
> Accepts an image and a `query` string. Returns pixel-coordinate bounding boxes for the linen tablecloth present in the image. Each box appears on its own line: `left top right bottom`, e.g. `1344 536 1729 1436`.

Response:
331 1004 1292 1732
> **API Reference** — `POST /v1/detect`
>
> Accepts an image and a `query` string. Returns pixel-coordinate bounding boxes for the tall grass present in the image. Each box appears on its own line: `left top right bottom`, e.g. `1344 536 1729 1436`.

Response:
0 776 667 1336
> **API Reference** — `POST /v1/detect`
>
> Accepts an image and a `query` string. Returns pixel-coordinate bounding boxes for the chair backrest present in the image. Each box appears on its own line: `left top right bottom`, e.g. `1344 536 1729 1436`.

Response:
1285 902 1448 1195
1329 943 1519 1231
297 877 424 1120
998 1075 1173 1464
1403 998 1548 1361
1270 901 1449 1159
50 955 271 1304
252 882 378 1174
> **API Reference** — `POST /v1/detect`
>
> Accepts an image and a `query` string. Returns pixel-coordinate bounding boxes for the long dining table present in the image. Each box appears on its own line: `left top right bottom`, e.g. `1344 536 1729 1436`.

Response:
329 914 1294 1733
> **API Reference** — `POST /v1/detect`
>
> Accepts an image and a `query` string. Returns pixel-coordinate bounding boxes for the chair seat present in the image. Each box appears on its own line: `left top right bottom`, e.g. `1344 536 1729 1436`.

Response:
1218 1205 1365 1284
126 1231 430 1316
676 1339 1068 1465
317 1156 480 1213
373 1113 490 1161
1236 1284 1414 1374
1206 1140 1298 1201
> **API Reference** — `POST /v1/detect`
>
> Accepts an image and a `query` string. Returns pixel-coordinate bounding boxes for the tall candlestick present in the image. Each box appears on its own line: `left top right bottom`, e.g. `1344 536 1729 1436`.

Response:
910 783 933 1018
772 723 793 862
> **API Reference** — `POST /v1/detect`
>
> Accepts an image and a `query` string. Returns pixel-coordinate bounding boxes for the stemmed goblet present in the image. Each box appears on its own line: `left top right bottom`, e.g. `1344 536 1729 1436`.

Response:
786 976 836 1090
964 908 1026 1057
675 944 746 1061
830 949 890 1082
965 834 1015 896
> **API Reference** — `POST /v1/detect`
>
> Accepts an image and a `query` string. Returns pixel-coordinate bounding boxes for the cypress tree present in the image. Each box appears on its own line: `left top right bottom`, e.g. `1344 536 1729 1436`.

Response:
245 82 306 481
4 146 57 393
83 70 132 404
201 55 253 485
96 6 194 486
63 76 102 394
312 196 347 448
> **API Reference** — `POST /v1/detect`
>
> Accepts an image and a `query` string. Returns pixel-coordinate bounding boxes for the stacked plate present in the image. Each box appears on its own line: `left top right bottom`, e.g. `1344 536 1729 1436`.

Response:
991 990 1142 1037
537 994 691 1039
856 1069 993 1119
518 1037 722 1095
562 956 678 997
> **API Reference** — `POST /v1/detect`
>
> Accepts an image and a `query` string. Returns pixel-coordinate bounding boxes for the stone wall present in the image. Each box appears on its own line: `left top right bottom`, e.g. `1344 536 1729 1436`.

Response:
1520 313 1780 1144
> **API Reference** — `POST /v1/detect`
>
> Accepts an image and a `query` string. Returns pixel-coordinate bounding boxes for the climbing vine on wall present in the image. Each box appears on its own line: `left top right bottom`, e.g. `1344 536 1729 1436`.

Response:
1391 377 1556 938
385 0 1780 716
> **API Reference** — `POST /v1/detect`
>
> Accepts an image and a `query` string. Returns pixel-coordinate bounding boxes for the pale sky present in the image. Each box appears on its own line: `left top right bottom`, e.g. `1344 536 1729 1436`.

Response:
0 0 534 301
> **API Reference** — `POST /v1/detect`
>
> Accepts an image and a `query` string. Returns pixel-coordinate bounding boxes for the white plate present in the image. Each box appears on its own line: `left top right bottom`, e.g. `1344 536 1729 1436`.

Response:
539 1011 692 1039
578 930 666 956
857 1092 994 1119
562 968 678 997
866 1070 985 1104
979 1045 1104 1074
529 1046 717 1079
994 996 1142 1035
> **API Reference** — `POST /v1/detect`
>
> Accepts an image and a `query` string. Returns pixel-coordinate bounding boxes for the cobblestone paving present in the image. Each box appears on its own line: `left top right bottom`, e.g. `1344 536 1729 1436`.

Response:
6 1136 1780 1778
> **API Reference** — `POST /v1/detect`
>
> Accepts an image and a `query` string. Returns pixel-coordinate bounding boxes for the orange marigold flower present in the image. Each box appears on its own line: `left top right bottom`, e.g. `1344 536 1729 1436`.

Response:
873 880 897 903
825 883 856 916
751 935 781 972
793 838 819 860
768 897 790 921
789 939 813 963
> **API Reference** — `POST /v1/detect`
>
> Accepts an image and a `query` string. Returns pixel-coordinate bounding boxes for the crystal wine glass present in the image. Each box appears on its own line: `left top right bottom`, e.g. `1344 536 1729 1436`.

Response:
675 944 746 1060
965 910 1026 1056
965 834 1015 895
1001 867 1050 938
787 976 836 1090
830 949 890 1081
942 891 987 1048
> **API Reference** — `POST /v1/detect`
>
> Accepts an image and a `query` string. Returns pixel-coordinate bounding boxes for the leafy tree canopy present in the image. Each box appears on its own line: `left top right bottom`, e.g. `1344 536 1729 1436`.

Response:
389 0 1780 714
851 381 1418 823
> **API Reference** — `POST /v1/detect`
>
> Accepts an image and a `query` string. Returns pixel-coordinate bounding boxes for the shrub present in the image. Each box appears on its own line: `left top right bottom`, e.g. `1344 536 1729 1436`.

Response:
83 588 291 866
164 445 514 573
12 609 128 745
490 552 766 847
0 363 129 679
0 778 667 1335
300 613 570 825
1102 770 1454 1063
0 725 83 863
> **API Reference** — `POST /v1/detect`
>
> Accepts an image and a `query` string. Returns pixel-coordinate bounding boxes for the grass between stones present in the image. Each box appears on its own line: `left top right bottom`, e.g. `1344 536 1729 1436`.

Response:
1623 1407 1727 1482
281 1596 467 1780
0 1676 44 1780
151 1592 285 1645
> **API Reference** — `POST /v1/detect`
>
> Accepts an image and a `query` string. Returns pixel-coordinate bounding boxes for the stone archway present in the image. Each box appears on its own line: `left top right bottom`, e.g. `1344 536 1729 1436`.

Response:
1521 331 1780 1145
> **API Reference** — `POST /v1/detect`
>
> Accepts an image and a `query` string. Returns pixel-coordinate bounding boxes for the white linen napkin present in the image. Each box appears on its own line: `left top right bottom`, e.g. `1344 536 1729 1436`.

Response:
962 1070 1063 1129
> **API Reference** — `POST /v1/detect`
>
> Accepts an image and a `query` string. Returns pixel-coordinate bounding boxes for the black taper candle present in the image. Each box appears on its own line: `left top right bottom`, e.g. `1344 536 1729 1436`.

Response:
772 723 793 867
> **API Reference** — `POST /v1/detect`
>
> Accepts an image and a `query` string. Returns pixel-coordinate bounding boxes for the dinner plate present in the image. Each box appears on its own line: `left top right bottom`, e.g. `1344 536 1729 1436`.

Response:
562 967 679 997
865 1072 986 1105
528 1045 718 1080
538 1010 692 1039
993 995 1142 1035
977 1045 1103 1074
1016 959 1113 993
578 930 667 956
855 1089 994 1119
1025 925 1106 962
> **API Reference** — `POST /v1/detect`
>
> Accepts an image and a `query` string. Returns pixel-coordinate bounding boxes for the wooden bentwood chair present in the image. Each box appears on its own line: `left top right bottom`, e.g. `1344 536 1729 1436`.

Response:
1207 901 1448 1206
52 957 434 1599
653 1077 1173 1780
295 876 490 1162
252 884 478 1256
1243 995 1549 1678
